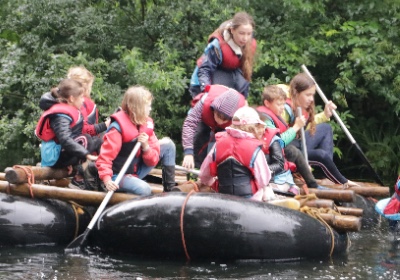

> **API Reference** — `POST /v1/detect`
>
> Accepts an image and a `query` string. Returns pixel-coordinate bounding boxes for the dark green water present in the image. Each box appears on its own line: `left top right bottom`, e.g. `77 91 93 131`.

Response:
0 224 399 279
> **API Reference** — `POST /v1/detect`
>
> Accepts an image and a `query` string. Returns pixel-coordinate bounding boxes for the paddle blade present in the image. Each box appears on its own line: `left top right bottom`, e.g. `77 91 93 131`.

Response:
65 228 90 254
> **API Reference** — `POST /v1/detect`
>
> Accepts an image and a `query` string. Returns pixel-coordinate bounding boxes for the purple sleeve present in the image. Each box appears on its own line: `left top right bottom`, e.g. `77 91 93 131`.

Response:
182 101 204 155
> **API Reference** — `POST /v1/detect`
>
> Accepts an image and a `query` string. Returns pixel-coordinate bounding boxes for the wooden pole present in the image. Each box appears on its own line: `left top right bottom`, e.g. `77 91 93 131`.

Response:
5 166 70 184
303 199 334 209
318 184 389 197
336 206 364 217
303 188 356 202
319 213 361 232
0 181 138 206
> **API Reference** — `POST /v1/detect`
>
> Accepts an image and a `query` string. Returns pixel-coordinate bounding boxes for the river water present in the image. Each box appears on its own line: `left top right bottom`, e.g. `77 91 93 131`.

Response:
0 221 399 280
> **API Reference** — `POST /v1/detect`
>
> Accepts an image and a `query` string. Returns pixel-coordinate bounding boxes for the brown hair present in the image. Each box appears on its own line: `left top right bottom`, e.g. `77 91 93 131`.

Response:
289 73 316 135
121 85 153 125
262 85 287 103
50 79 84 104
67 66 95 98
216 12 256 81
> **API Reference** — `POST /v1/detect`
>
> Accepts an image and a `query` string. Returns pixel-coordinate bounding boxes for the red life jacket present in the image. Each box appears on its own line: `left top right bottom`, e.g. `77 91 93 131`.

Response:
257 106 290 133
209 132 262 196
35 103 81 142
109 111 155 175
261 128 296 172
196 32 257 70
201 84 246 130
82 97 98 125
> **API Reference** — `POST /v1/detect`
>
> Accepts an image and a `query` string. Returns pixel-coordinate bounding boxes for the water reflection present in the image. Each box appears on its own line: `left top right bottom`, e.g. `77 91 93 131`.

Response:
1 221 400 279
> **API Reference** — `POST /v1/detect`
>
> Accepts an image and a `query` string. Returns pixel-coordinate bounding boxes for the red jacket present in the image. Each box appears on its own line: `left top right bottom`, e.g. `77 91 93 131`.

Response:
96 110 160 182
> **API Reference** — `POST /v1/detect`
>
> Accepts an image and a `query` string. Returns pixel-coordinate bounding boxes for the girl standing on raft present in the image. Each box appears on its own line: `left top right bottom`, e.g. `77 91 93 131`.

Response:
189 11 257 99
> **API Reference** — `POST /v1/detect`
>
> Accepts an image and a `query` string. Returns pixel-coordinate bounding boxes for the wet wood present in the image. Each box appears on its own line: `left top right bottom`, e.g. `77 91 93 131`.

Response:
303 199 334 209
336 206 364 217
319 184 389 197
303 188 355 202
5 166 70 184
319 213 362 232
0 181 141 206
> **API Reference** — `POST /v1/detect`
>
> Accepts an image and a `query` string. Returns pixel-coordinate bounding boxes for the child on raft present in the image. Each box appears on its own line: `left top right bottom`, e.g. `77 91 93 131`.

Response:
95 85 160 196
181 84 246 169
199 106 277 201
258 112 300 196
259 73 359 188
35 79 98 170
66 66 111 137
257 85 321 190
188 11 257 99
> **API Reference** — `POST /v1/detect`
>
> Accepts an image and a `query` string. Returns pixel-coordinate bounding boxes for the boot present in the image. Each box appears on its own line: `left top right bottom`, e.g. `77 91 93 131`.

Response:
83 161 104 191
162 165 176 192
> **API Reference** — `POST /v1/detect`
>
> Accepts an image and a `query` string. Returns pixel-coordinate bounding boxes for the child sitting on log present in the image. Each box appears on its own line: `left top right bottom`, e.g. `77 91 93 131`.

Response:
95 86 160 196
35 79 98 171
257 84 323 190
199 106 276 201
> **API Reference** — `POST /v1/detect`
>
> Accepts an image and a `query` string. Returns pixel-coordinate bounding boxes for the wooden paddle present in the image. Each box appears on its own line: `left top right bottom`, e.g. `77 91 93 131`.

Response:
65 141 142 254
301 64 384 186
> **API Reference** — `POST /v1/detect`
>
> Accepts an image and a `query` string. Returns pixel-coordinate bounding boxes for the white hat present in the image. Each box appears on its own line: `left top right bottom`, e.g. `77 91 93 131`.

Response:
232 107 265 126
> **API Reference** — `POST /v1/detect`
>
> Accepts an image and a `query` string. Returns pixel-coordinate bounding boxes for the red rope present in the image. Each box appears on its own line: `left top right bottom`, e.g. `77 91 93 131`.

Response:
13 165 35 198
180 190 196 261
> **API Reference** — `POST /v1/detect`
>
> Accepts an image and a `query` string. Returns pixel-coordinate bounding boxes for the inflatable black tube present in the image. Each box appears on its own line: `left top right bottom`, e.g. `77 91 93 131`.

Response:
0 193 92 246
341 194 379 228
91 192 348 261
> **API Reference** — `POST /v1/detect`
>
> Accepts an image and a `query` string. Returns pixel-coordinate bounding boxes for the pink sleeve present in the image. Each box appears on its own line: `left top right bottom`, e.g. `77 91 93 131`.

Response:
253 151 272 192
199 145 216 186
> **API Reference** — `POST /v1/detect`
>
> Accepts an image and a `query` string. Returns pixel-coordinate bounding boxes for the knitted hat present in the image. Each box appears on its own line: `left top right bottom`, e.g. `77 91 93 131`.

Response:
232 106 265 125
211 88 243 119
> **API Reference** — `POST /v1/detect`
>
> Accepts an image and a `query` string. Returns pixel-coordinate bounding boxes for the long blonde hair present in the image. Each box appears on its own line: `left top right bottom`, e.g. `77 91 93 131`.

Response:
121 86 153 125
289 73 316 135
67 66 94 98
216 12 256 81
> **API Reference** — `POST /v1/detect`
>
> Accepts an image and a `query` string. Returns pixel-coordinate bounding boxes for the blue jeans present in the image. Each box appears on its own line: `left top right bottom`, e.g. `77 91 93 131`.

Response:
289 123 347 184
112 137 176 195
159 137 176 166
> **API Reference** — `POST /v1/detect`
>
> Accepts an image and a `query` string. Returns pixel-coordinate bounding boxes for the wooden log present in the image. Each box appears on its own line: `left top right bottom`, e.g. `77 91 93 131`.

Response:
319 213 361 232
0 172 5 181
5 166 70 184
336 206 364 217
0 181 139 206
303 188 356 202
303 199 334 209
40 178 71 187
319 184 389 197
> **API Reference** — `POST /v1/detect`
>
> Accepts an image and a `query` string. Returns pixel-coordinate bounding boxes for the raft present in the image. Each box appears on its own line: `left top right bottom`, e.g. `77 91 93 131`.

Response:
0 192 92 246
90 192 350 261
